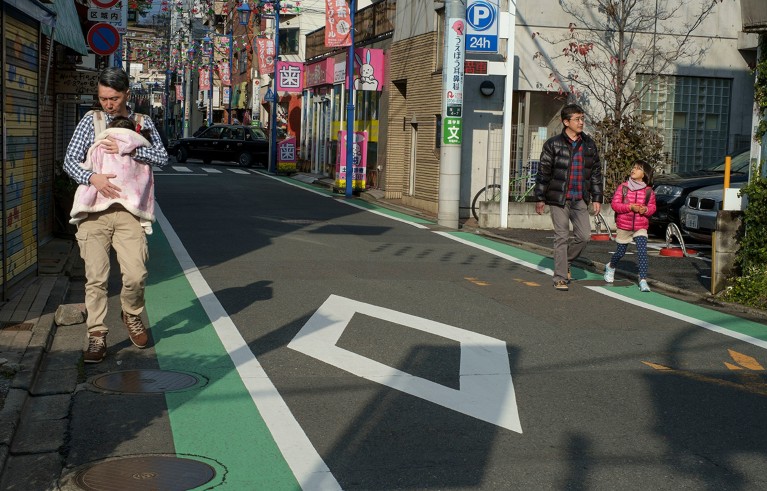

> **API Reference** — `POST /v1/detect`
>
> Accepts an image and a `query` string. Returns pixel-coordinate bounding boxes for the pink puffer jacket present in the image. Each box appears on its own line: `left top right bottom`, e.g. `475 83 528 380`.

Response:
611 183 657 231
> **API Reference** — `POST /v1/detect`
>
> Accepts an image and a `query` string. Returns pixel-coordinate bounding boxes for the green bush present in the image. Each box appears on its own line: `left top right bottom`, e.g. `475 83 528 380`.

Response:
723 265 767 309
723 174 767 309
277 162 297 175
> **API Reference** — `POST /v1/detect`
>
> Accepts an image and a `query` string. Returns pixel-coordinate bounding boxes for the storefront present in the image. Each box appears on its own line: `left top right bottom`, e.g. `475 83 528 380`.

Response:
302 56 342 175
301 48 385 182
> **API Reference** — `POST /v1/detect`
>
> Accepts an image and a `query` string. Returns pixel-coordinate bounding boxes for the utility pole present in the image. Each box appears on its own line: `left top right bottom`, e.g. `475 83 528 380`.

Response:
438 0 466 228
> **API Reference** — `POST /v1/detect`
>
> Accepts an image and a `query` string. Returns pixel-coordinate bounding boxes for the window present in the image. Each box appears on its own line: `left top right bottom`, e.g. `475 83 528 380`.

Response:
435 114 441 148
637 74 732 171
279 28 299 55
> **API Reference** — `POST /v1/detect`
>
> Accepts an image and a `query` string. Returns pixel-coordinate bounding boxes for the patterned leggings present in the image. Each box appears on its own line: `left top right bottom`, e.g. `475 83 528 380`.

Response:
609 236 649 280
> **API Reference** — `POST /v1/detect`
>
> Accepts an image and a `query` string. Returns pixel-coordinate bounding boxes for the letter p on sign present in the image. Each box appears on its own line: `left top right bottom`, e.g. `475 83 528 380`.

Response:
466 0 498 53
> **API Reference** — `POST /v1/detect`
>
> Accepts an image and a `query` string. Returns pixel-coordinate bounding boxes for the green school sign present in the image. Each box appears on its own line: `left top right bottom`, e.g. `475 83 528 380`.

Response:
442 117 463 145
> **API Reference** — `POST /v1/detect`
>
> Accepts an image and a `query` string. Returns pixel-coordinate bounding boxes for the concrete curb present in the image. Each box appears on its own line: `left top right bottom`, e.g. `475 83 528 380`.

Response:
0 276 70 476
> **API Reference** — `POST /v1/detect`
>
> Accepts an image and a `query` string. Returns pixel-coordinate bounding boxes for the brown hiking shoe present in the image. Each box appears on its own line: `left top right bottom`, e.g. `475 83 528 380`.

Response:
84 331 107 364
122 310 149 348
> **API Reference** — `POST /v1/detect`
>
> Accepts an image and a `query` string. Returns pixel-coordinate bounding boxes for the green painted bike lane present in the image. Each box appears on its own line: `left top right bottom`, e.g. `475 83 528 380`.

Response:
143 223 300 490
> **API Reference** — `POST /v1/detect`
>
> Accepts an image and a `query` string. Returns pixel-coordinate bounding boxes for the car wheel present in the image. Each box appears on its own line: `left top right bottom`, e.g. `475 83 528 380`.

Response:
238 152 253 167
177 146 188 163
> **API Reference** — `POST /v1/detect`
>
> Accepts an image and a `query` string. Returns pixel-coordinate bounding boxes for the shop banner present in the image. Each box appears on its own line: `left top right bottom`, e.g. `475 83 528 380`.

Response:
199 67 210 91
305 58 335 87
219 60 231 86
175 84 183 100
276 61 304 93
335 130 368 191
256 37 274 74
325 0 352 47
278 137 297 163
352 48 384 91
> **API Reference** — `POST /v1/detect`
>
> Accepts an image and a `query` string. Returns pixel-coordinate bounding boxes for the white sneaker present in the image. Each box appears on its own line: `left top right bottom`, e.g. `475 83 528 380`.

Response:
639 279 651 292
604 264 615 283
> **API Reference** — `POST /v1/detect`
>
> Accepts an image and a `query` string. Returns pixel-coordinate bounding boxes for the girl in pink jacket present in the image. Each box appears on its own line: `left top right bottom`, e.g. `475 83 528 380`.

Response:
604 161 657 292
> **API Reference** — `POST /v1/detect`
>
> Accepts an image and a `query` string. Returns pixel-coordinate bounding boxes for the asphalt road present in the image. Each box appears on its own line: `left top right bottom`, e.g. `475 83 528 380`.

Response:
6 161 767 490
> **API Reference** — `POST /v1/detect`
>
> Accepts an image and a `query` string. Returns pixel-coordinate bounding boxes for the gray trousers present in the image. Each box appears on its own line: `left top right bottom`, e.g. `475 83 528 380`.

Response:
549 199 591 283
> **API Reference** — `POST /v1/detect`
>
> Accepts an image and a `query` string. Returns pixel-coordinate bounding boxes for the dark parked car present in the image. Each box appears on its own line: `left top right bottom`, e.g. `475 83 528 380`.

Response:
650 150 751 234
169 124 269 167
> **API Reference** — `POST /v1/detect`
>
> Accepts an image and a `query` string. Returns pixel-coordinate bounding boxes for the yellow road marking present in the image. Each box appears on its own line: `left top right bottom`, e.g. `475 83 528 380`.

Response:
643 355 767 397
727 349 765 371
464 277 490 286
513 278 541 287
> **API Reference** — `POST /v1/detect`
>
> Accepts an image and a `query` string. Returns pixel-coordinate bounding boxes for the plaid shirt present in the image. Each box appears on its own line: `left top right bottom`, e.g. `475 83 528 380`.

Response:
566 134 584 201
64 109 168 185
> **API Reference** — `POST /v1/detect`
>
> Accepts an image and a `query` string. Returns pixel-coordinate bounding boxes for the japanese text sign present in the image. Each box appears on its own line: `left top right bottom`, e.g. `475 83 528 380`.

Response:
276 61 304 93
325 0 352 47
256 37 275 74
278 137 297 163
335 131 368 191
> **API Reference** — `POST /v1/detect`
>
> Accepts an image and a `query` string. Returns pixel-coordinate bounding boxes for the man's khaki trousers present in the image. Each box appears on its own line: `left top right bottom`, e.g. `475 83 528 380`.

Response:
75 207 148 334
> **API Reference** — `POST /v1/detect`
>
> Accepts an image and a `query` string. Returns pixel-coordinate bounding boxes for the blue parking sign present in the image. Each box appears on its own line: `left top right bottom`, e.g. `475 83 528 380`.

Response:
466 0 499 53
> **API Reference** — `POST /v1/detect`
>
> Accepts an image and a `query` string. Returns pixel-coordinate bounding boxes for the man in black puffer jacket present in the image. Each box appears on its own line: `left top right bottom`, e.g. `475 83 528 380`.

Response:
534 104 603 291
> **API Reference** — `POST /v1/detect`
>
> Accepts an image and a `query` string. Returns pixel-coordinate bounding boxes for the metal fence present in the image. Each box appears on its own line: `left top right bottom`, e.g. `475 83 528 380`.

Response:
483 124 544 201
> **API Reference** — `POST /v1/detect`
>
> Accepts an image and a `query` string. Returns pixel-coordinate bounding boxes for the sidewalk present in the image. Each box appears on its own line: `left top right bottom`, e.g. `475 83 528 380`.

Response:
0 179 764 485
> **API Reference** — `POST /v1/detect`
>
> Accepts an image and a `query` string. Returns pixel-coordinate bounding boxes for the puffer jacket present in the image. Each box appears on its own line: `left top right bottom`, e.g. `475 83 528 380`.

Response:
534 130 603 206
611 183 657 231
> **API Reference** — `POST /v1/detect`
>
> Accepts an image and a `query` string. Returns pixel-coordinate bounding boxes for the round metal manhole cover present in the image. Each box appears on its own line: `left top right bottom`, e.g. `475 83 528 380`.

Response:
90 370 200 393
71 456 215 491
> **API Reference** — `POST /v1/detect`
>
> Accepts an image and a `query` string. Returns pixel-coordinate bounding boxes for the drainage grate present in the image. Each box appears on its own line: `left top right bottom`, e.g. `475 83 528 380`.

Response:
72 456 215 491
0 322 33 331
90 370 200 393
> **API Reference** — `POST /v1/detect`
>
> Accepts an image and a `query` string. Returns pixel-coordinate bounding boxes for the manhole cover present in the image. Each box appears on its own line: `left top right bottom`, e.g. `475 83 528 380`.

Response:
90 370 200 393
72 456 215 491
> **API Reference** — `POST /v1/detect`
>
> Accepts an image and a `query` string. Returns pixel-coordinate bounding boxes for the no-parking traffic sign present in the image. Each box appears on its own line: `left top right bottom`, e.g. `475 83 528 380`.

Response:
90 0 119 8
87 22 120 56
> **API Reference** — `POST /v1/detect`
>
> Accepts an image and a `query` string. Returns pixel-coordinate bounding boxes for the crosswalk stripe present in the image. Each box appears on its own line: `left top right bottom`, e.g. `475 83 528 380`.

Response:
201 167 222 173
229 169 249 174
171 166 193 172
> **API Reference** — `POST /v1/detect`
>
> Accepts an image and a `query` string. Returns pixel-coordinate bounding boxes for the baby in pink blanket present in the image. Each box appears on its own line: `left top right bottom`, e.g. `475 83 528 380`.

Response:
70 116 156 234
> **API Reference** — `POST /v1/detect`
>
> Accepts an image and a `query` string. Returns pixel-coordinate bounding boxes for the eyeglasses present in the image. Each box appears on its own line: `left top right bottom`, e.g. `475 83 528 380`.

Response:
568 116 585 122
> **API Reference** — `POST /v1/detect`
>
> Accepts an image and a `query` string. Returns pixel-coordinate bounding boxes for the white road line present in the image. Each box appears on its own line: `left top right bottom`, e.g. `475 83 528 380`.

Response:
152 166 163 172
289 294 522 433
154 205 341 491
171 166 193 172
228 168 250 174
586 286 767 349
201 167 222 173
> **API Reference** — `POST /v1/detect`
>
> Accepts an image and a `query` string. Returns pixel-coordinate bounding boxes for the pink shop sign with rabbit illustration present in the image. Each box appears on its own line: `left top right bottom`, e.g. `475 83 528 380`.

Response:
347 48 384 92
335 131 368 191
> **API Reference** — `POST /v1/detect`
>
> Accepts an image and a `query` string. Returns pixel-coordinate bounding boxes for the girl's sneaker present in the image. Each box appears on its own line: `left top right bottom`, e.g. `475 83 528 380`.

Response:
604 264 615 283
639 279 651 292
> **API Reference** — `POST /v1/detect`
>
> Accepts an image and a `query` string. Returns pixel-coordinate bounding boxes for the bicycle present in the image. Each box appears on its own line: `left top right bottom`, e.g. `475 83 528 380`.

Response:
471 173 536 221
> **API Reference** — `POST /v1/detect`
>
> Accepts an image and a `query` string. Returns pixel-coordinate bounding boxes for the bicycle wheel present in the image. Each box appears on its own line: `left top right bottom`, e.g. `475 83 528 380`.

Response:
471 184 503 222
